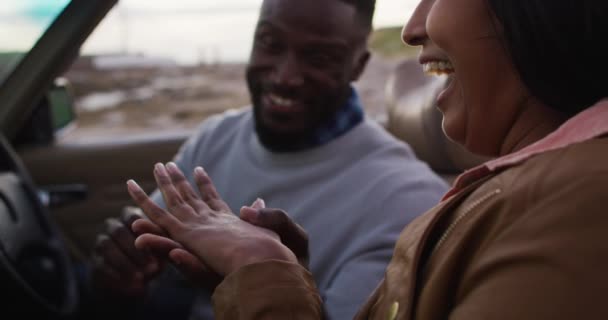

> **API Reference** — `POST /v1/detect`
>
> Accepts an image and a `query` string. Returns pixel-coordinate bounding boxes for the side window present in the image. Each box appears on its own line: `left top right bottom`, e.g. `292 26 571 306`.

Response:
61 3 256 141
52 1 419 142
3 0 73 147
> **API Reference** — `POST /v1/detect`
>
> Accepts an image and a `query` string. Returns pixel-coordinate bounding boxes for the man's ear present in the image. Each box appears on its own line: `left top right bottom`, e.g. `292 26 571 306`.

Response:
351 50 371 82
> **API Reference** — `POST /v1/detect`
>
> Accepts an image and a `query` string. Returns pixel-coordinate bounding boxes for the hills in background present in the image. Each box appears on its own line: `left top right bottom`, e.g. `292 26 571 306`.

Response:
370 26 418 59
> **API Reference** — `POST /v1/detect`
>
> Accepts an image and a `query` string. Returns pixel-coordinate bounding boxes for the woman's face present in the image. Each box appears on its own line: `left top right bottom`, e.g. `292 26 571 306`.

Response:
402 0 532 156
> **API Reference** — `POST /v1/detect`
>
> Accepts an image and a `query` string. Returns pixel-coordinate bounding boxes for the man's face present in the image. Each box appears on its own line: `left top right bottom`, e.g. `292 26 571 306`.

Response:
246 0 370 147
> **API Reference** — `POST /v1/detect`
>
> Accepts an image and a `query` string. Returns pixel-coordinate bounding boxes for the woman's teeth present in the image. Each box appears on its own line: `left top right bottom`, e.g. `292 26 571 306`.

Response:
423 61 455 76
269 93 295 107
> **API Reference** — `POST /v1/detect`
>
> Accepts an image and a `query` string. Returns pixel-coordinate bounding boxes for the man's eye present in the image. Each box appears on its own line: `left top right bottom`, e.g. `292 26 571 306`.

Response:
256 34 280 51
309 53 337 67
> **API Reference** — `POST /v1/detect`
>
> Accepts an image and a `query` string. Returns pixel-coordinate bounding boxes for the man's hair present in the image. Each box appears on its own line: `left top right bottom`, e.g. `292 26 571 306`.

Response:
340 0 376 29
487 0 608 115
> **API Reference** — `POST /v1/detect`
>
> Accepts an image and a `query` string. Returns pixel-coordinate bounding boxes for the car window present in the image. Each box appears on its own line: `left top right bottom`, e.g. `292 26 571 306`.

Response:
0 0 417 141
58 0 420 140
0 0 71 85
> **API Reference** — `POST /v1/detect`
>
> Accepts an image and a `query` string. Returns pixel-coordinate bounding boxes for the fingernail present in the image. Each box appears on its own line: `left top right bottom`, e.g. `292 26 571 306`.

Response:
134 236 145 250
256 198 266 208
166 162 179 172
240 206 259 222
154 163 164 172
195 166 205 176
127 179 141 192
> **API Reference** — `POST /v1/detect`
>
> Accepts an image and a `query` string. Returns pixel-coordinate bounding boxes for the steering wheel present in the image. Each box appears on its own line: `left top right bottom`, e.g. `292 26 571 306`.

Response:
0 134 78 317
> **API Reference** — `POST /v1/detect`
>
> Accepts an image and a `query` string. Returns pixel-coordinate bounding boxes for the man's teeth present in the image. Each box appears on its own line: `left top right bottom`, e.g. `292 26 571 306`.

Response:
269 94 295 107
423 61 455 75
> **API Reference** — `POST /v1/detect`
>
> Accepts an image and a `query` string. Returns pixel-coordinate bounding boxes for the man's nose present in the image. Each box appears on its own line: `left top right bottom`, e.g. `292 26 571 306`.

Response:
402 0 431 46
273 54 304 87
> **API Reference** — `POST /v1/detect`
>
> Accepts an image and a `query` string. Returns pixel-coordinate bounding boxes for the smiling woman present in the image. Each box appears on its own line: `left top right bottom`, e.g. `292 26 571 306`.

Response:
128 0 608 319
0 0 71 83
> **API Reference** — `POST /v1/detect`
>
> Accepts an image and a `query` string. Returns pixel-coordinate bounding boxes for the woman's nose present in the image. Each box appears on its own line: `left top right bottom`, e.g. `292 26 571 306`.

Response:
402 1 431 46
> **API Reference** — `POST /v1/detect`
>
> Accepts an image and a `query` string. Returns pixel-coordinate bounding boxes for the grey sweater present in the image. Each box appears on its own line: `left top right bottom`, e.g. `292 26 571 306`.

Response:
151 108 448 319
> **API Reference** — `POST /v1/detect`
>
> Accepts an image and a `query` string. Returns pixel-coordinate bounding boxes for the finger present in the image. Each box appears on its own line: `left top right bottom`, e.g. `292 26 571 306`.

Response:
239 206 260 224
134 233 183 256
90 252 122 281
131 218 166 236
105 218 152 268
252 209 310 268
169 248 211 273
94 234 144 281
169 248 222 289
239 198 266 223
239 208 280 244
90 254 147 297
121 206 146 225
193 166 229 211
251 198 266 210
127 179 182 234
153 163 187 210
166 162 206 211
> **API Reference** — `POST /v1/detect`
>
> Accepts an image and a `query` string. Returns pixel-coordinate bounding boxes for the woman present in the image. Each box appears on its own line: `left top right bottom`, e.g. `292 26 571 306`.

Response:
126 0 608 318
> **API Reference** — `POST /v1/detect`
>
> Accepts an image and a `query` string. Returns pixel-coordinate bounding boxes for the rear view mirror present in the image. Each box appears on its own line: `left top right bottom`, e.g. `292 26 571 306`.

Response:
13 77 77 147
47 77 76 133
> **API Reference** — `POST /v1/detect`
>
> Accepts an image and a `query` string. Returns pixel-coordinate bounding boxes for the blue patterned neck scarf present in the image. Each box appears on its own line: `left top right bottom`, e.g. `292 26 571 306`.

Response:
257 87 365 153
307 87 364 149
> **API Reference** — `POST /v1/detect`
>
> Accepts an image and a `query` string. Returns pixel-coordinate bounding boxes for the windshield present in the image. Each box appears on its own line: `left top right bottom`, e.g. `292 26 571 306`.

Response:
0 0 71 84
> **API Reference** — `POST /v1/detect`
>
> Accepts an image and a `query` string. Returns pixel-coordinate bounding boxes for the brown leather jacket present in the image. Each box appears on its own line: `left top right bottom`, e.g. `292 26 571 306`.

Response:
212 137 608 319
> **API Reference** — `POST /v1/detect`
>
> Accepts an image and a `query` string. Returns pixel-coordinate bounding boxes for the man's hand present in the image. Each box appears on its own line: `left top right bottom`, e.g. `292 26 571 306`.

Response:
240 205 310 269
131 216 221 291
127 162 298 279
89 207 161 299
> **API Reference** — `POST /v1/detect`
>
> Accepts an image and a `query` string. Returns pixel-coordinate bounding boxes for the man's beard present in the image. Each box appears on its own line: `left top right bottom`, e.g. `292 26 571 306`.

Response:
251 90 350 153
254 119 311 152
246 71 352 152
252 101 322 153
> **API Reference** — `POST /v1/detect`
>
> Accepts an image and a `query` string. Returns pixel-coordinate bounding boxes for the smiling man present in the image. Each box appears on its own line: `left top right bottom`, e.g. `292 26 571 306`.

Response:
247 0 371 152
88 0 447 319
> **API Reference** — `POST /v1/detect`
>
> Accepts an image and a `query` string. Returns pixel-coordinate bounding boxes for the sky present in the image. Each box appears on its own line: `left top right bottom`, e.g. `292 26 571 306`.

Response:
0 0 70 51
2 0 419 64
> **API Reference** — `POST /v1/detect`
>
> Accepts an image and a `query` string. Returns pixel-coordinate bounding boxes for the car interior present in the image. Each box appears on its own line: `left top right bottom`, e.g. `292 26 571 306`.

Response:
0 0 489 318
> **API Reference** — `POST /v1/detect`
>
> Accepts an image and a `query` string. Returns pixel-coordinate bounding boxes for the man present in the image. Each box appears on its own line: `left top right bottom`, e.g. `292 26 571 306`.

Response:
88 0 447 319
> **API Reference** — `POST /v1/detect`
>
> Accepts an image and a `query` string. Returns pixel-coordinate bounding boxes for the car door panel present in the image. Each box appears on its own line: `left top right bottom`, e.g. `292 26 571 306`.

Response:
17 132 187 259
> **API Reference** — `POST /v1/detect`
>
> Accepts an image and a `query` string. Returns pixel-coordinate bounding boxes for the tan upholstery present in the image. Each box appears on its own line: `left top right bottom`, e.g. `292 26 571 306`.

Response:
385 58 488 181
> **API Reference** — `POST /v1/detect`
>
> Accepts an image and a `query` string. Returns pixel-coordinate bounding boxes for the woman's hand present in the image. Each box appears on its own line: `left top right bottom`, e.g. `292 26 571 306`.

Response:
132 197 310 289
126 162 297 277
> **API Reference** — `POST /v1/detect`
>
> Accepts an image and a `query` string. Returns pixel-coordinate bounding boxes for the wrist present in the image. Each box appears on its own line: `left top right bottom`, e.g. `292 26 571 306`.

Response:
229 241 297 275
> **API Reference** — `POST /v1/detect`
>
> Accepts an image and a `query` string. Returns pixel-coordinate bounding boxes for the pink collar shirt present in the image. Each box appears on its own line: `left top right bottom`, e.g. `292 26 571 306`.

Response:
443 99 608 201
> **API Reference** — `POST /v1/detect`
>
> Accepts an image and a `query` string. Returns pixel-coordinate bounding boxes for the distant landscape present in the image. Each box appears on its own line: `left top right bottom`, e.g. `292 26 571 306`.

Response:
370 26 418 58
60 26 418 139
